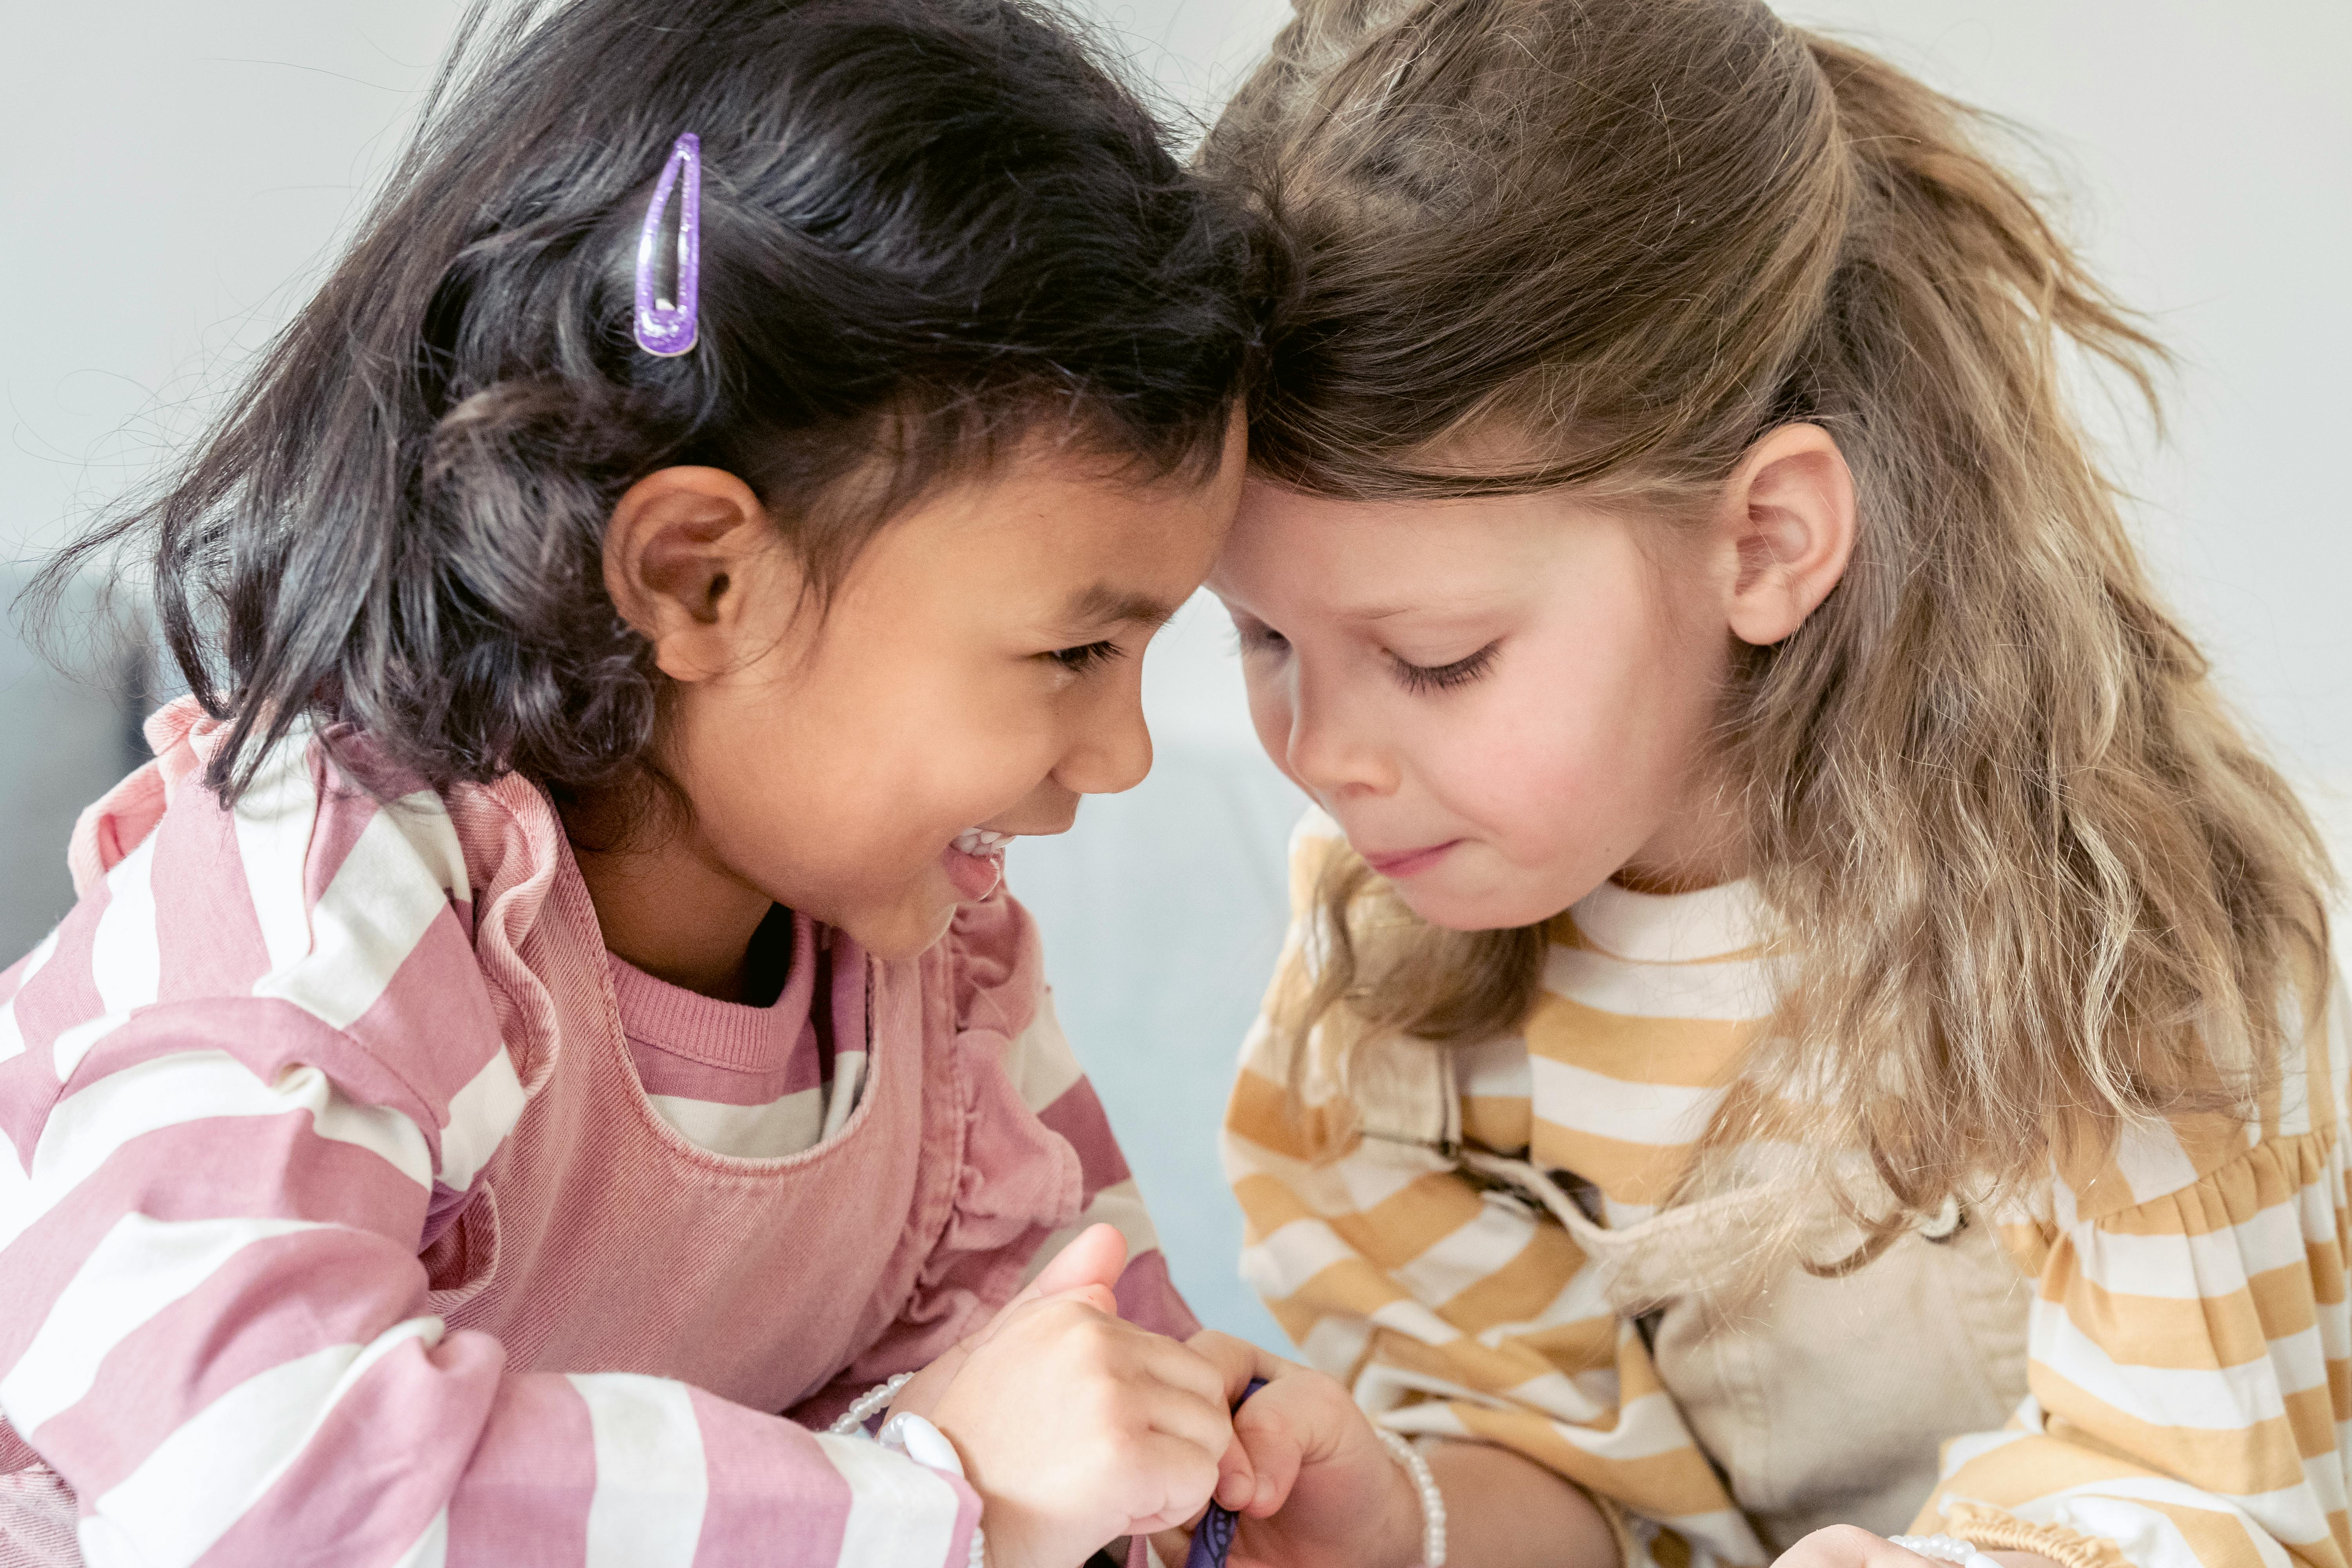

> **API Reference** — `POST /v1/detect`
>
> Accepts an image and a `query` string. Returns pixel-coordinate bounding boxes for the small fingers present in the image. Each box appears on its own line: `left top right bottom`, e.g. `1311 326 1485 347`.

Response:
1176 1335 1335 1517
1229 1383 1316 1515
1027 1308 1231 1464
1026 1223 1130 1303
1134 1333 1234 1411
1214 1431 1259 1512
1185 1329 1271 1403
1118 1431 1227 1535
1241 1417 1303 1516
1134 1374 1236 1464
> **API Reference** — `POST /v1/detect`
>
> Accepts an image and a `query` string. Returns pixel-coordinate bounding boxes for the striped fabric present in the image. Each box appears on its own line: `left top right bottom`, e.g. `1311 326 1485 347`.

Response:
608 925 1170 1294
1224 811 2352 1568
0 711 1167 1567
1009 987 1183 1316
611 917 871 1162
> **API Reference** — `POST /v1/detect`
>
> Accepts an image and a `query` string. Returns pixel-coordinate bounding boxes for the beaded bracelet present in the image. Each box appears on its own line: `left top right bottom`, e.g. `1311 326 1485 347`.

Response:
827 1371 916 1436
832 1373 1456 1568
1891 1532 2000 1568
1372 1427 1448 1568
828 1375 988 1568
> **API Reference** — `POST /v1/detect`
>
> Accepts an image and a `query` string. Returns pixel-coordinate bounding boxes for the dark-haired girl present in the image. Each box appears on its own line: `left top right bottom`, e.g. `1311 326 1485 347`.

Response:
0 1 1398 1563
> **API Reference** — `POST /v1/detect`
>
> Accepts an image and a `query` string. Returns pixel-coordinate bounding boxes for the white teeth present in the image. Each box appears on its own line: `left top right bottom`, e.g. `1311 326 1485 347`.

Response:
952 828 1014 858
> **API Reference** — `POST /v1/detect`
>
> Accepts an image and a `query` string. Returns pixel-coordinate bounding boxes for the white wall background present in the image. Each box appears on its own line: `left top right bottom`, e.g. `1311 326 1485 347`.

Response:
3 1 2346 1351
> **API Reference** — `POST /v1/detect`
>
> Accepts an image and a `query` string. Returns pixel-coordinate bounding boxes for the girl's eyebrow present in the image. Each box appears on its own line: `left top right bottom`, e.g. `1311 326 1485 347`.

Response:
1060 583 1180 631
1340 598 1505 624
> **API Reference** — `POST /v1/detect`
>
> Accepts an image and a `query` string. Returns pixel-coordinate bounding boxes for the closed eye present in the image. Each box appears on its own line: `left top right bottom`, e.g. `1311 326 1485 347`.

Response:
1045 640 1124 675
1233 620 1289 655
1392 640 1499 694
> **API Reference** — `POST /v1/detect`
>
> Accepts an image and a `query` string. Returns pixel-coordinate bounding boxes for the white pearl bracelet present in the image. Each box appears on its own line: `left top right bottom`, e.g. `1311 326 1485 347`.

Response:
1373 1427 1448 1568
828 1371 916 1436
1891 1533 2000 1568
828 1377 986 1567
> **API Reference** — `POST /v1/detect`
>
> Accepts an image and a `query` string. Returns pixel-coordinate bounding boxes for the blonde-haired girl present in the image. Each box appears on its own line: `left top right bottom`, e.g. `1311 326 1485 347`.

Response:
1197 5 2348 1568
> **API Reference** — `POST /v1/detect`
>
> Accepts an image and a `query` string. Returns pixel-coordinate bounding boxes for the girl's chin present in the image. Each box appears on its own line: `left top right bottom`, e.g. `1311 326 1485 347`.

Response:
825 878 964 962
817 848 1013 961
1391 873 1577 934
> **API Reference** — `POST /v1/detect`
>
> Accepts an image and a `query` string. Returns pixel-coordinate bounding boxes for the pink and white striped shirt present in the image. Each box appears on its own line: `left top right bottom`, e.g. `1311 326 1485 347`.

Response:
0 701 1191 1567
613 913 872 1161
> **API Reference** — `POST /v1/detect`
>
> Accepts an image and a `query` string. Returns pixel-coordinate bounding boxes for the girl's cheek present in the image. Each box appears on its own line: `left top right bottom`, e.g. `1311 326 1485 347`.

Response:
1443 681 1617 840
1437 723 1563 837
1241 673 1296 776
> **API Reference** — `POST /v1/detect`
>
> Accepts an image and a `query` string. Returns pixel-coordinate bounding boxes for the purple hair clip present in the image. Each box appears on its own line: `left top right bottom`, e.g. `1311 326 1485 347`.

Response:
633 132 702 356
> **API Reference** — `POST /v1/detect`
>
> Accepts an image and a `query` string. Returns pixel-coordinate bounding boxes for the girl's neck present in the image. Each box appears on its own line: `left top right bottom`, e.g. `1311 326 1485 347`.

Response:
560 791 776 1003
1610 860 1741 897
1612 778 1748 896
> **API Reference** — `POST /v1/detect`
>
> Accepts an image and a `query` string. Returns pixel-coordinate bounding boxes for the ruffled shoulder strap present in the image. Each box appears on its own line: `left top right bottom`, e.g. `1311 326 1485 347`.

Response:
877 887 1082 1363
65 696 225 895
439 772 573 1094
946 888 1045 1045
68 697 582 1096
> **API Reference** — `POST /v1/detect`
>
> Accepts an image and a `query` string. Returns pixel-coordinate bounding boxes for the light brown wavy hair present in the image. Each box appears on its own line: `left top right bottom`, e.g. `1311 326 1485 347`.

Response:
1209 0 2332 1233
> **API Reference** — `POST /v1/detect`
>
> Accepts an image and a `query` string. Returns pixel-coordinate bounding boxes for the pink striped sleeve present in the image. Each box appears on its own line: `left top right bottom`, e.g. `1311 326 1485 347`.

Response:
0 739 981 1568
1005 1000 1198 1339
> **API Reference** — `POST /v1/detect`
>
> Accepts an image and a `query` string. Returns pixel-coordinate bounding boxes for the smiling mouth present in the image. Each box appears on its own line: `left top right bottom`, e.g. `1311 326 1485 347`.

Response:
940 828 1016 903
1359 840 1461 878
951 828 1016 858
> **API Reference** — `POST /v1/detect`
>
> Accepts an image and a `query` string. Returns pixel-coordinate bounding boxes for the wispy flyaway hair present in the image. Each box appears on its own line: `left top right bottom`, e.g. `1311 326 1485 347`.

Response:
1210 0 2331 1225
41 0 1269 804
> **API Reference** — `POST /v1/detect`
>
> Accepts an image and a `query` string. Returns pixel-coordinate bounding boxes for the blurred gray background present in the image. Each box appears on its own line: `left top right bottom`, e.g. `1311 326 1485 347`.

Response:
4 2 2347 1351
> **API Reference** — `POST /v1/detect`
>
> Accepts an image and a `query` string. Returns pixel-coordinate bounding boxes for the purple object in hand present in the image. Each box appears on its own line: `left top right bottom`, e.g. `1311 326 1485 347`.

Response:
1185 1378 1269 1568
633 132 702 356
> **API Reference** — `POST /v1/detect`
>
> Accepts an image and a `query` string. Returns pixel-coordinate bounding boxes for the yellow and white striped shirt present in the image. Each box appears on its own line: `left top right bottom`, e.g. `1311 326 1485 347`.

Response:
1224 815 2352 1568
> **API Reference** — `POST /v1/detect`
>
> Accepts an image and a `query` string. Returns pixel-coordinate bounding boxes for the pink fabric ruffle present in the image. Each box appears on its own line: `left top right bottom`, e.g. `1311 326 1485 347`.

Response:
67 697 224 894
844 893 1087 1377
70 698 573 1097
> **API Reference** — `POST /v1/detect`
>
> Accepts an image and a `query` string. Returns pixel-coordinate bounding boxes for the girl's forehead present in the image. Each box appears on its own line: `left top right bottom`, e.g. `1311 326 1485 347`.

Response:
841 440 1236 621
1219 483 1610 606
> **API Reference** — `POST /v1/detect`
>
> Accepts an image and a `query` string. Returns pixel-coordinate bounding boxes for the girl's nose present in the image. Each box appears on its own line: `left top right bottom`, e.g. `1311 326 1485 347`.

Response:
1285 668 1397 800
1053 670 1155 798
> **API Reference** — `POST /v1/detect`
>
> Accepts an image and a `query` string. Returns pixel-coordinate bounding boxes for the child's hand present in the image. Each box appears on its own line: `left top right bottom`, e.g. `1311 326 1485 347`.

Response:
891 1225 1234 1567
1165 1336 1422 1568
930 1290 1234 1568
1174 1342 1625 1568
888 1223 1130 1426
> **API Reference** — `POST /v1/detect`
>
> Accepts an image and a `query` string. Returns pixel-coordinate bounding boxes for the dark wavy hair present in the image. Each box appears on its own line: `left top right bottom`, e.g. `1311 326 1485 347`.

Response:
39 0 1269 803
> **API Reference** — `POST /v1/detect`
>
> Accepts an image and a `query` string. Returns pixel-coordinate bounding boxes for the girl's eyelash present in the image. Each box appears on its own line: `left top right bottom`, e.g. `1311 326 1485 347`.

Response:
1234 623 1288 653
1393 640 1500 693
1047 640 1125 675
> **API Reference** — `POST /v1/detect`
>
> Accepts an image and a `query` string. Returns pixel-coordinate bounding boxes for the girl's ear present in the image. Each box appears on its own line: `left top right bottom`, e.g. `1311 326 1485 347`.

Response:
603 466 793 682
1715 423 1857 647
